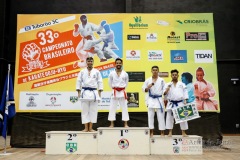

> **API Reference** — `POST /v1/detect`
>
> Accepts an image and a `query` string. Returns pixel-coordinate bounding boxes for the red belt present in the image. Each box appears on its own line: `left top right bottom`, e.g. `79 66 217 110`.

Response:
113 87 127 99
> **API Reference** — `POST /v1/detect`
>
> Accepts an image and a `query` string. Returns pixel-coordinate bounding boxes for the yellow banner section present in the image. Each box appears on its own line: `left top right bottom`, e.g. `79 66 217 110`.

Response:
15 13 219 112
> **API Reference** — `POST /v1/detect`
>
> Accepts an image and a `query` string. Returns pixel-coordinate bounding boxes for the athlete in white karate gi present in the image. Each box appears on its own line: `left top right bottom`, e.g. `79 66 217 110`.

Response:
98 20 119 60
73 15 107 68
142 66 166 137
76 57 103 132
164 69 189 137
108 58 129 127
194 67 218 110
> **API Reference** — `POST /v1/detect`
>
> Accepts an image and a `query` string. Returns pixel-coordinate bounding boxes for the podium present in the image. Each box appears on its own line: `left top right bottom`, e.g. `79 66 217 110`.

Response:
97 127 150 155
45 131 98 154
45 129 202 155
150 135 202 155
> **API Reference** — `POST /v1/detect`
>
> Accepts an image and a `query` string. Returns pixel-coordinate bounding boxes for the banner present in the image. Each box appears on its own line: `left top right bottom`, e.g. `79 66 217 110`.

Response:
15 13 220 112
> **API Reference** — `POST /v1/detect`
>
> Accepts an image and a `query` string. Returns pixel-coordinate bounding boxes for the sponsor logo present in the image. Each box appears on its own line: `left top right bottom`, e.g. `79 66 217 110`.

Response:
126 50 140 60
127 35 141 40
45 93 61 107
19 16 75 34
24 26 31 31
185 32 209 41
70 96 78 103
50 97 56 104
26 96 37 107
118 138 129 149
173 146 180 153
148 50 163 61
158 72 169 78
21 42 50 72
127 92 139 107
176 19 209 26
129 16 148 29
194 50 213 63
170 50 187 63
156 20 170 26
66 142 77 153
167 31 180 43
146 33 157 42
24 19 59 32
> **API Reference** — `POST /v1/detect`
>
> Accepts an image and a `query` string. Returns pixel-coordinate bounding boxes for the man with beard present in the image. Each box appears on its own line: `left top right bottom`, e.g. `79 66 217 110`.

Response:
164 69 189 137
76 57 103 132
108 58 129 127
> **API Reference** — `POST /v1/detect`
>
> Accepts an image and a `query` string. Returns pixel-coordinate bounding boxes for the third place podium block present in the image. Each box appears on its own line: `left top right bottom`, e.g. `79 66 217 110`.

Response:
150 135 202 155
97 127 150 155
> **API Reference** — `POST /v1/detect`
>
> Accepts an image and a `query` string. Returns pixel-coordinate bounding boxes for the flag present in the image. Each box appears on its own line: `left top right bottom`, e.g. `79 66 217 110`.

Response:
0 74 16 139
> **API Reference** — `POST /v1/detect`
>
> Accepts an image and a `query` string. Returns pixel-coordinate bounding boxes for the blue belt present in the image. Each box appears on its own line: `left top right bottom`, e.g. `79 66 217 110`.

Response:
149 90 163 113
169 100 183 108
82 87 97 101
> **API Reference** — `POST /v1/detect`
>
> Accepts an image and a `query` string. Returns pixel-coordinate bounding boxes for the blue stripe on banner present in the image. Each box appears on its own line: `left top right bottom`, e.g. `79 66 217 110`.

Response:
100 68 115 79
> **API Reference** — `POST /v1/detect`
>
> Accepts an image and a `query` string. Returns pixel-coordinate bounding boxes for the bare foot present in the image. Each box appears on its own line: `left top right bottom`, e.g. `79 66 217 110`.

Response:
150 133 153 138
124 125 129 128
182 130 188 137
89 129 96 132
109 125 114 128
160 131 164 137
150 130 154 138
182 133 188 137
168 130 172 137
81 129 88 132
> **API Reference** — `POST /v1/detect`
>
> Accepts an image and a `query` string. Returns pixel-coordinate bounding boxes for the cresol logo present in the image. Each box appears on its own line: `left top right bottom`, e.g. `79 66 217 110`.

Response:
177 19 209 24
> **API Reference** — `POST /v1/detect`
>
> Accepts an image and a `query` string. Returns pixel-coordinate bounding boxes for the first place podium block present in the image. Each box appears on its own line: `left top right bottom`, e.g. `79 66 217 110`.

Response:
97 127 150 155
45 131 98 154
150 135 202 155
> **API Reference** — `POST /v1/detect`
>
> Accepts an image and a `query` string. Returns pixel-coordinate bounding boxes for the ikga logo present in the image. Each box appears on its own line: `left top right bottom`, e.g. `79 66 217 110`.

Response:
146 33 157 42
129 16 148 29
170 50 187 63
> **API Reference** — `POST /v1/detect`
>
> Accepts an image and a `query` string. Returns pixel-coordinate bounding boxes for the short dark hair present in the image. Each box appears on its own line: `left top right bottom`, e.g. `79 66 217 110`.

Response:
181 72 193 83
115 58 123 63
152 66 159 70
171 69 179 74
86 57 94 61
80 15 87 21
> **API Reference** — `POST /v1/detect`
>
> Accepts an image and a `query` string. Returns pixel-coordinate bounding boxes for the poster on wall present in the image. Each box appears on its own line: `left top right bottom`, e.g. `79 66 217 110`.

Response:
15 13 220 112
